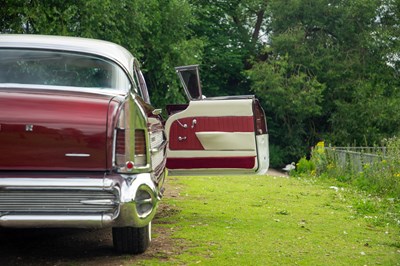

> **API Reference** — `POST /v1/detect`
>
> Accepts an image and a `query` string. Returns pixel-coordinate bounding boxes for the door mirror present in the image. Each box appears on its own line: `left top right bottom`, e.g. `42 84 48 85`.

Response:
175 65 202 101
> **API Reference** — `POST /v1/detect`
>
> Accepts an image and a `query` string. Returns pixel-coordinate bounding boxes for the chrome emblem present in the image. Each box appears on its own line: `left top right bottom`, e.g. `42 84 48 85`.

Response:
25 124 34 132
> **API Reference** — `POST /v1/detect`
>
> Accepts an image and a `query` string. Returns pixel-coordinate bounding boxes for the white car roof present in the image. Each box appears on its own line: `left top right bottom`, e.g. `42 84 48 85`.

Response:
0 34 135 76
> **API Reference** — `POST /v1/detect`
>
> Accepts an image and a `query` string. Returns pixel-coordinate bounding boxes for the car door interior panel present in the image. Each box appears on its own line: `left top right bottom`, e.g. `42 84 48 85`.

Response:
165 98 267 174
165 65 269 175
168 115 255 150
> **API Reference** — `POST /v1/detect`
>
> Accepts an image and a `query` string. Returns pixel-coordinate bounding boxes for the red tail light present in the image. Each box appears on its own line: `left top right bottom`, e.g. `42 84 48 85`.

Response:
115 107 126 168
134 129 146 166
116 128 126 154
135 130 146 154
115 128 126 167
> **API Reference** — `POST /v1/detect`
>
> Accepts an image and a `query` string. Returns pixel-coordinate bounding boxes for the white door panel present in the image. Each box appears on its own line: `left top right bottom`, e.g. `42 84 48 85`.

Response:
195 132 256 151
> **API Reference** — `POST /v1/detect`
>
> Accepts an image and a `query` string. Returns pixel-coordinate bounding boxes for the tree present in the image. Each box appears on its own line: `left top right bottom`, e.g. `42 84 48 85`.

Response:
188 0 269 97
248 51 325 165
247 0 400 165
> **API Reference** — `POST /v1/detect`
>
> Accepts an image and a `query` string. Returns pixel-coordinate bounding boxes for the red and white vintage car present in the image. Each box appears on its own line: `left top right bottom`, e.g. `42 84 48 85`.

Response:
0 34 269 254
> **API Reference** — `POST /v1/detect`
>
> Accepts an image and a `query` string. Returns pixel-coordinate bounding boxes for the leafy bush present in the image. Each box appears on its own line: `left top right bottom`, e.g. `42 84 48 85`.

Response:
357 137 400 198
293 157 315 175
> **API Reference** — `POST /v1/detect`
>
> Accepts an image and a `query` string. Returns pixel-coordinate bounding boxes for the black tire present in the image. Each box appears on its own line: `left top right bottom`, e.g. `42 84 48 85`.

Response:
112 223 151 254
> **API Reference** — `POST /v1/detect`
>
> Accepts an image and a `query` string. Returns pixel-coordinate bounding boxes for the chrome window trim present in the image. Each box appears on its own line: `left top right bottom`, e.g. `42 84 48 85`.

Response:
0 83 127 97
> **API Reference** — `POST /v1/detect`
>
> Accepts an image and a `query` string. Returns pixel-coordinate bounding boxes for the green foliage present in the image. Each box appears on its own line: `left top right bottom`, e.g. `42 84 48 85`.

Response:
311 138 400 199
244 0 400 165
188 0 268 97
294 157 316 175
360 137 400 198
247 52 324 163
330 81 400 145
268 144 287 167
135 0 204 108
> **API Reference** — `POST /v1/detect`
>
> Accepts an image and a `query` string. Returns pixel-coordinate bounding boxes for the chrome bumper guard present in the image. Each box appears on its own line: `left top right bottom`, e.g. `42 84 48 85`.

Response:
0 172 163 228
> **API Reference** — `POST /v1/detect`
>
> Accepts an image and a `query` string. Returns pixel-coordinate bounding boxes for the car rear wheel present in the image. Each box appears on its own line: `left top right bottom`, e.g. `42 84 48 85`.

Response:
112 222 151 254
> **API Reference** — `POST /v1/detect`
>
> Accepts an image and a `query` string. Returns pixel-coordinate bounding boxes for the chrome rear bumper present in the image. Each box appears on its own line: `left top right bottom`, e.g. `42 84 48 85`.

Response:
0 172 164 228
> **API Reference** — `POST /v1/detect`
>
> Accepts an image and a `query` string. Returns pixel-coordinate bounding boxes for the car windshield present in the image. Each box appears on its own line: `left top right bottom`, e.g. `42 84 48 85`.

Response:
0 49 130 90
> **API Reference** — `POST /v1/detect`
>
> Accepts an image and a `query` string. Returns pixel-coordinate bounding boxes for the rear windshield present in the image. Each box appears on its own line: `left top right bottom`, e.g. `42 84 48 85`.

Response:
0 49 131 90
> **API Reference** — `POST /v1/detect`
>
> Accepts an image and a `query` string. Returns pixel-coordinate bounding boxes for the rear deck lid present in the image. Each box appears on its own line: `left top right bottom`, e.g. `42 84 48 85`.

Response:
0 88 117 171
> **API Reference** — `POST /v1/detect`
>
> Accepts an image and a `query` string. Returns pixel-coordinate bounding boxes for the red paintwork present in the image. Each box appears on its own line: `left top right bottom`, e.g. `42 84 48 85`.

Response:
0 88 121 171
166 157 256 169
169 116 254 150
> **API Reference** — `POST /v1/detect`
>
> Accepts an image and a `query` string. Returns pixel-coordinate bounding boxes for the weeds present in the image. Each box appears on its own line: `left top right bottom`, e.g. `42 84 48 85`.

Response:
298 138 400 199
293 138 400 227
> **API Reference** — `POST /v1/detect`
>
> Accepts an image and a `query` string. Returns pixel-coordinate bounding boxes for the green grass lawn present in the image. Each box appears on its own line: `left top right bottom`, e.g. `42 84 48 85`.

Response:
140 175 400 265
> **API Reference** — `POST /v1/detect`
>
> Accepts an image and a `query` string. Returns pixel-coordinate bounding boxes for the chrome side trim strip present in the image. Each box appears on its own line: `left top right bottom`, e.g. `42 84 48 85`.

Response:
0 177 110 189
65 153 91 157
0 214 113 228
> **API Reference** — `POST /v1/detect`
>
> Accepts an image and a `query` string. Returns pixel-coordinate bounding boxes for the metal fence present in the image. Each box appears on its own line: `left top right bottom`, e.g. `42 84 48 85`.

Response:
324 147 387 173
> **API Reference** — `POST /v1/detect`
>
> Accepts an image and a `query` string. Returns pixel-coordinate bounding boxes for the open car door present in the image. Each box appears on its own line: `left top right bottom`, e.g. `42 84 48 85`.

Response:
165 65 269 175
